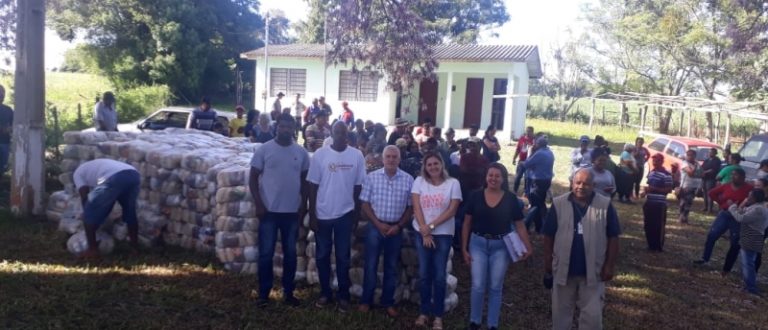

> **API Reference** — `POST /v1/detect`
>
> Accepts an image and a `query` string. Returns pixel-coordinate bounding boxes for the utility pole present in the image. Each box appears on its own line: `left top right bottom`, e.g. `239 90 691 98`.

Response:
263 13 270 112
12 0 46 216
323 15 328 97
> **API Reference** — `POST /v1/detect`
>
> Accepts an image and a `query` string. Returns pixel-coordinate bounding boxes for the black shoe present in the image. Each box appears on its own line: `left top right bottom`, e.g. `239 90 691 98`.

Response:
315 296 332 308
256 297 270 308
284 295 301 307
489 327 498 330
467 322 480 330
338 299 350 313
693 259 708 265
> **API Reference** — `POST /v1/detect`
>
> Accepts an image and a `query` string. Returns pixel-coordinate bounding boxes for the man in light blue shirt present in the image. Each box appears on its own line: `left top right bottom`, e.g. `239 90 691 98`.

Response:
523 135 555 232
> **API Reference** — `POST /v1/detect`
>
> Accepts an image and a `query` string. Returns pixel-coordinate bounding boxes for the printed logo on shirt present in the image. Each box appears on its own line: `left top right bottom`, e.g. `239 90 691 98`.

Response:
328 162 355 173
420 193 445 209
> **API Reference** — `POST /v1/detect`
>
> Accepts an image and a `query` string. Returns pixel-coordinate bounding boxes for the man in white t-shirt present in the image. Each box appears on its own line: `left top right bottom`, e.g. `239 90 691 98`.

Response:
307 121 366 312
73 158 141 259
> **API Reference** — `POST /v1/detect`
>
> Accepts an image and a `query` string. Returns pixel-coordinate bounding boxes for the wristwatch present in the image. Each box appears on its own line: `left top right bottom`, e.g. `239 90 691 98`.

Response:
428 223 435 231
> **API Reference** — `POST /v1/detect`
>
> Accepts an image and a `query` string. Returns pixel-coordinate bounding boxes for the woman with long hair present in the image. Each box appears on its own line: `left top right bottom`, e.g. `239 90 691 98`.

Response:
482 125 501 163
461 163 532 330
411 152 462 330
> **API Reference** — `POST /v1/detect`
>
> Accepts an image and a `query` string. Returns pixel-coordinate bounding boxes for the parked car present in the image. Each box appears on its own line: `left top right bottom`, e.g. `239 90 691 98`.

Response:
737 134 768 181
83 107 235 132
645 135 723 171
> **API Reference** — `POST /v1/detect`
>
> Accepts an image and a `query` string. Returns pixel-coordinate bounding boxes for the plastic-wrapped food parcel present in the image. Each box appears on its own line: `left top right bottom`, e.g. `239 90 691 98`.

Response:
46 129 458 311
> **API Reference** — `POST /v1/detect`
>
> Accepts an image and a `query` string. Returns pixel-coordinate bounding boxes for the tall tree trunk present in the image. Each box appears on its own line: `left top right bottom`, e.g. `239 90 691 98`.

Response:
659 108 673 134
705 112 714 141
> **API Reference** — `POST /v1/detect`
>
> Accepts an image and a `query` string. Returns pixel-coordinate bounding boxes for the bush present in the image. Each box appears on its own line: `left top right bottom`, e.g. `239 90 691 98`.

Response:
117 85 171 122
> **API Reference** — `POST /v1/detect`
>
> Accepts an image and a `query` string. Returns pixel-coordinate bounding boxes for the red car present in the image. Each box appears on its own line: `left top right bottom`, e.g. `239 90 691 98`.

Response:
645 135 723 171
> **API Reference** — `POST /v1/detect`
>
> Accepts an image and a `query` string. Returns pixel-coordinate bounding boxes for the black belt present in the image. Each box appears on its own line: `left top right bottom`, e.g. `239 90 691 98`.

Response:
473 232 508 240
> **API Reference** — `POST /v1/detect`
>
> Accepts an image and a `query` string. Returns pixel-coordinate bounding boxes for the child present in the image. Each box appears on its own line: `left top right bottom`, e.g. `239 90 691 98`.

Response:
729 189 768 295
670 163 681 189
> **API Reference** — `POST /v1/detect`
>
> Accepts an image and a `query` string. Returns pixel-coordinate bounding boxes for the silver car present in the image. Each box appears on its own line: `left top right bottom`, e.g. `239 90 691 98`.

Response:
83 107 236 132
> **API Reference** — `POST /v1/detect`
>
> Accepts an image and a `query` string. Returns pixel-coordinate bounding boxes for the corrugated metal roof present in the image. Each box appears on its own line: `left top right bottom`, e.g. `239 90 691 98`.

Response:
240 44 542 77
241 44 537 62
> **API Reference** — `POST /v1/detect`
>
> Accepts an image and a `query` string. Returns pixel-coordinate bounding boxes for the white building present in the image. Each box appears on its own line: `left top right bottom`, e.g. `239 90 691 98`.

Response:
240 44 542 141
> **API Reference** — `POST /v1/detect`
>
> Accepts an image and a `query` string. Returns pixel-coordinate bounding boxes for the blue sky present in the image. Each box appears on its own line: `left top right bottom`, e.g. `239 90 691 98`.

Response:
42 0 592 69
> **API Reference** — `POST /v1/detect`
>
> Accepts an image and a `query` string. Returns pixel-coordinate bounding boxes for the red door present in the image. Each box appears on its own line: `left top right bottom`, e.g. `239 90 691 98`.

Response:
419 79 438 124
463 78 484 128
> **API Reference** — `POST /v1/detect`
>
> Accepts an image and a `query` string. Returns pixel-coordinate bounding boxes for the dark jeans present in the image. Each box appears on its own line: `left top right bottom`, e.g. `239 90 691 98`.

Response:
701 211 741 270
678 187 697 223
643 198 667 251
316 212 353 301
0 143 8 173
258 212 299 299
83 170 140 227
616 170 634 200
525 179 551 233
513 163 525 194
361 223 402 307
702 179 717 211
414 233 452 317
633 166 645 197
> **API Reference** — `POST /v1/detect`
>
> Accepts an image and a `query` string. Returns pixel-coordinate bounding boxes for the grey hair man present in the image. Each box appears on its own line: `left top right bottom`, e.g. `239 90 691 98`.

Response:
542 168 621 330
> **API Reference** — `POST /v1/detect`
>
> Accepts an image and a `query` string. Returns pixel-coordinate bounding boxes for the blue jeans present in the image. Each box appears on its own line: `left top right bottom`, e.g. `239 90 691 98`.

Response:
84 170 140 227
469 233 510 328
258 212 299 299
414 233 452 317
361 222 402 307
0 143 8 173
701 211 740 262
525 179 551 233
741 249 759 293
513 163 525 193
316 212 353 301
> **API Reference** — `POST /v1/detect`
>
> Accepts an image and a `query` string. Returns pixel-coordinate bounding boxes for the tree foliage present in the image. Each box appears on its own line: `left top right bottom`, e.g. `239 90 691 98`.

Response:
296 0 509 94
47 0 273 102
0 0 14 51
581 0 768 135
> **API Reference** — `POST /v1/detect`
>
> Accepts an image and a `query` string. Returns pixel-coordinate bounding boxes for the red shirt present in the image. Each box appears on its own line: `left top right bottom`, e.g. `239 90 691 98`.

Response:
516 135 534 161
708 182 754 210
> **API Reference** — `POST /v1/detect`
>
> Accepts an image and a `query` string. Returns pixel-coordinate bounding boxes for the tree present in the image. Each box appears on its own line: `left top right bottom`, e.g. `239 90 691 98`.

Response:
582 0 768 136
296 0 509 94
47 0 268 102
297 0 508 45
60 44 100 73
535 36 591 121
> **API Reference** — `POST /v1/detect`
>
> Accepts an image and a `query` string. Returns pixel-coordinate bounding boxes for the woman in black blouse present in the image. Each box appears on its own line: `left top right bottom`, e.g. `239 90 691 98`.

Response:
461 163 533 330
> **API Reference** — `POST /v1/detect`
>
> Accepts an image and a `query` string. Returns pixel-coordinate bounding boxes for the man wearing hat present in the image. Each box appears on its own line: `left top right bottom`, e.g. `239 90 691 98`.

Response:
388 118 409 145
569 135 593 185
305 110 331 152
190 96 217 131
523 135 555 233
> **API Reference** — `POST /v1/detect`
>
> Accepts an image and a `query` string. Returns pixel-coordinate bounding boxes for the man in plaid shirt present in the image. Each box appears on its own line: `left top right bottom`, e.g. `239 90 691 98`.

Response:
358 145 414 317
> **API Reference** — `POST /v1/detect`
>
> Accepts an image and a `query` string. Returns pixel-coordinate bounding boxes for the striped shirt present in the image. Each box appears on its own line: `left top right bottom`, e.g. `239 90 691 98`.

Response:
647 169 673 201
729 204 768 253
360 168 414 223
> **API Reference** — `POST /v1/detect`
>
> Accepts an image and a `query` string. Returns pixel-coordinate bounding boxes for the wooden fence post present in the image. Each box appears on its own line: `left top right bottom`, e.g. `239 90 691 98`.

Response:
601 105 606 126
640 104 648 132
724 113 731 149
76 103 84 130
620 102 626 129
589 98 595 131
686 109 692 137
679 109 685 135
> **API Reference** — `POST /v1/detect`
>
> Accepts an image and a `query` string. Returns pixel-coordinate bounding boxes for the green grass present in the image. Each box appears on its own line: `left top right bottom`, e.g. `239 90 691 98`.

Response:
0 72 114 112
2 119 768 329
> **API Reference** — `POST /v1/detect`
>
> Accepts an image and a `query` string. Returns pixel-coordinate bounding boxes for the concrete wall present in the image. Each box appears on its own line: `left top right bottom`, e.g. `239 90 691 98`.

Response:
254 57 395 125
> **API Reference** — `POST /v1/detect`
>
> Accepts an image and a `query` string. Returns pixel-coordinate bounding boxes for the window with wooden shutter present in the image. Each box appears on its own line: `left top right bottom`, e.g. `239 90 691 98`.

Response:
270 68 306 97
338 70 379 102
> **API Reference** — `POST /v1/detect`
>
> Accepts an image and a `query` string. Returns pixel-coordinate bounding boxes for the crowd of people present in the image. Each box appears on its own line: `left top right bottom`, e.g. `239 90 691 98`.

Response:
48 90 768 329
